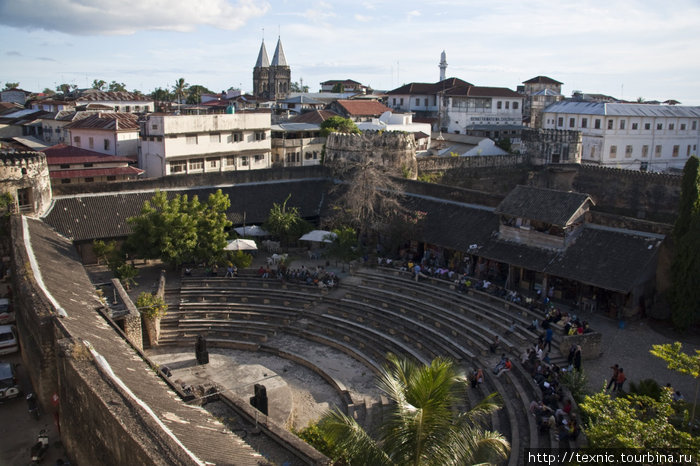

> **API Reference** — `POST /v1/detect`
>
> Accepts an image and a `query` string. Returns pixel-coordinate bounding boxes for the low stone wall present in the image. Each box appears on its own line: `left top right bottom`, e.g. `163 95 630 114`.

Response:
417 153 527 172
112 278 143 351
559 332 602 361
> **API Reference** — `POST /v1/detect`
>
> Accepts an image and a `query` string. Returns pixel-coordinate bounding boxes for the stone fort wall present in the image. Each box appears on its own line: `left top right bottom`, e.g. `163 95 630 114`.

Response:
0 151 52 215
325 131 418 179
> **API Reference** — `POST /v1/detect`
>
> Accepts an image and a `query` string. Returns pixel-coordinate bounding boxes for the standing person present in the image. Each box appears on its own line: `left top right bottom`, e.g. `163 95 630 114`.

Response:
544 326 553 352
573 345 582 371
615 368 626 392
606 364 620 391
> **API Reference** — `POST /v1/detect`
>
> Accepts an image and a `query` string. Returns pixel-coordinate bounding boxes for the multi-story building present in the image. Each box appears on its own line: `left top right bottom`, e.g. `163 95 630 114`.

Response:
270 122 324 168
320 79 368 94
63 112 140 158
42 144 143 185
542 101 700 171
139 112 272 178
74 90 154 113
518 76 564 128
326 99 392 122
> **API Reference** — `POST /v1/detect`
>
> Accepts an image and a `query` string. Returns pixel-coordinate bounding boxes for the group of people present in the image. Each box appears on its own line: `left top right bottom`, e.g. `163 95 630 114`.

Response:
278 265 339 289
606 364 627 392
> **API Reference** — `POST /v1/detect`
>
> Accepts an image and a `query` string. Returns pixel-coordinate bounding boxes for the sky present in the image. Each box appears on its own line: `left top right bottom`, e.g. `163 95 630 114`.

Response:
1 0 700 104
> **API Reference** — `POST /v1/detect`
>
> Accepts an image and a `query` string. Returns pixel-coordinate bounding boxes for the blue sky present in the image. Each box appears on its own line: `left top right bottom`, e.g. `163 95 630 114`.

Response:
1 0 700 104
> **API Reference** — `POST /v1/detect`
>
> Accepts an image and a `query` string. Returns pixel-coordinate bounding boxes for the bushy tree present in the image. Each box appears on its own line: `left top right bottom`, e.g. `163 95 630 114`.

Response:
326 227 360 270
317 354 509 465
135 292 168 319
92 79 106 90
263 194 312 246
320 116 360 137
580 389 699 453
651 342 700 426
3 82 19 90
173 77 189 104
670 156 700 330
127 190 231 268
108 81 127 92
152 87 171 102
186 84 213 104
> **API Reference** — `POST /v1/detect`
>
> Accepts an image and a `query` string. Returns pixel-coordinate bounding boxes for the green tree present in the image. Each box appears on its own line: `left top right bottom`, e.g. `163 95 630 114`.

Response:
263 194 312 246
127 190 232 268
108 81 127 92
651 342 700 426
186 84 213 104
56 83 77 95
580 389 699 453
42 88 56 96
317 354 509 465
3 82 19 90
290 81 309 93
152 87 172 103
326 227 360 271
670 156 700 330
173 77 189 104
320 116 360 137
135 292 168 319
332 82 344 93
92 79 106 90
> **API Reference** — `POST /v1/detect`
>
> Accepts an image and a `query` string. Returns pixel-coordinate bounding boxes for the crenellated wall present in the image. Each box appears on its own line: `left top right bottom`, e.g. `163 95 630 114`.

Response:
325 131 418 179
521 128 582 165
417 153 527 172
0 151 52 215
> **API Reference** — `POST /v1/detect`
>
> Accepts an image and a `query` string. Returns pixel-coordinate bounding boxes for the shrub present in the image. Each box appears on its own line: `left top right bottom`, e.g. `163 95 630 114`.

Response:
136 292 168 319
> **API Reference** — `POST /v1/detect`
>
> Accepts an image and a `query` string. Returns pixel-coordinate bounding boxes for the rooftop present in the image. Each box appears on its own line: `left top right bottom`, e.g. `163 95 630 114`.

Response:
63 112 140 131
523 76 563 85
42 143 138 164
495 185 593 226
543 101 700 117
334 99 391 116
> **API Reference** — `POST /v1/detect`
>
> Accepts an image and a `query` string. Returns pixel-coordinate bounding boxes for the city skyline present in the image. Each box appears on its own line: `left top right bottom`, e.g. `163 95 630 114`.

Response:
1 0 700 104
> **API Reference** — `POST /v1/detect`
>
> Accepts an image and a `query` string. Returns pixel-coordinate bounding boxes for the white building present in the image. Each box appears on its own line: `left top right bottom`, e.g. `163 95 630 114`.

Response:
271 122 324 167
542 101 700 171
63 112 140 158
139 112 272 178
357 111 432 151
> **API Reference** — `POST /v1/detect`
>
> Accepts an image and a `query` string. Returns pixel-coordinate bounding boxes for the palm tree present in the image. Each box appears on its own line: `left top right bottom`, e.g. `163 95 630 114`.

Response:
173 77 189 104
318 354 510 465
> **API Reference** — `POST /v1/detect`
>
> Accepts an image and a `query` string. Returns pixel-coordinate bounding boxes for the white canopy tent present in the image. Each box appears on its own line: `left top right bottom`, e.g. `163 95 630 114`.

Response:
224 239 258 251
234 225 269 237
299 230 337 243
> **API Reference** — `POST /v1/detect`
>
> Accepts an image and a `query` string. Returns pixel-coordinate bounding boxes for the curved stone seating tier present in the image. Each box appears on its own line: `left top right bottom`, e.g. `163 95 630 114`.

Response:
163 270 556 460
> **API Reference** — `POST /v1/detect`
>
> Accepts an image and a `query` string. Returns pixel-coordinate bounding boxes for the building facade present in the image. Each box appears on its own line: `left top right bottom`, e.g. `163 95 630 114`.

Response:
64 112 140 158
542 101 700 171
139 112 272 178
253 38 291 101
271 122 324 168
519 76 564 128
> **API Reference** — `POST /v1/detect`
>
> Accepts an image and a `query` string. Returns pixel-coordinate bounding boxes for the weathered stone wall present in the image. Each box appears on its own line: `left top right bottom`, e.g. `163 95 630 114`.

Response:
0 151 52 216
521 129 582 165
112 278 143 352
417 153 527 172
395 178 504 207
56 338 196 466
325 131 418 179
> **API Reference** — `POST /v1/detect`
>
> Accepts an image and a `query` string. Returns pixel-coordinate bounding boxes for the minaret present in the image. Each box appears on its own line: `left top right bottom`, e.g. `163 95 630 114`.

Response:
439 50 447 81
253 39 270 100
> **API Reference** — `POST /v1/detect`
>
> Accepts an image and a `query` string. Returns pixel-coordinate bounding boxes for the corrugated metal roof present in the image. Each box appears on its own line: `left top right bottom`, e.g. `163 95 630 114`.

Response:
272 122 321 131
543 101 700 117
63 112 139 131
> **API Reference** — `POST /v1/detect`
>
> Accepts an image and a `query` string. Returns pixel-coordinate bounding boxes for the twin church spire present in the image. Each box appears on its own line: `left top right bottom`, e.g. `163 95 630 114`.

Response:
253 37 290 100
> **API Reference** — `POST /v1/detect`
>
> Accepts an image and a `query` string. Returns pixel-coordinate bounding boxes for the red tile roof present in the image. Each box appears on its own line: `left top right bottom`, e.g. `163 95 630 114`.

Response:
42 143 138 164
522 76 563 85
76 90 152 102
49 166 144 179
387 78 473 95
63 112 139 131
334 100 391 116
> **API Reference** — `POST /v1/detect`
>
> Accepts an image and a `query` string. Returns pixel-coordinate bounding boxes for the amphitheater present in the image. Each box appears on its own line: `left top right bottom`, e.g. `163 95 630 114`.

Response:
4 161 686 465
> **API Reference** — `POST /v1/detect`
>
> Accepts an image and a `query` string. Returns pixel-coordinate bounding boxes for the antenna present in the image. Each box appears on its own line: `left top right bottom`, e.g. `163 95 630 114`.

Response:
262 27 264 41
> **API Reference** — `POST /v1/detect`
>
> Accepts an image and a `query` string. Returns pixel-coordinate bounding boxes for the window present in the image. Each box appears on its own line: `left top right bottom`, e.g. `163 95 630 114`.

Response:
255 131 266 141
313 151 318 159
673 145 679 157
228 132 242 143
424 98 428 106
594 119 601 129
60 164 70 169
61 178 70 184
392 98 396 105
151 124 158 130
608 120 614 130
655 145 662 157
125 106 130 112
569 118 575 128
225 156 235 166
400 98 404 105
73 136 81 147
669 123 675 130
609 145 617 158
210 133 220 143
657 123 663 130
135 106 140 112
208 158 218 168
114 106 120 111
89 137 94 149
241 156 249 166
581 118 587 128
497 101 502 109
645 123 651 130
415 98 420 106
505 101 510 109
186 135 198 144
189 158 204 170
625 145 633 158
632 122 638 130
305 151 313 160
84 177 94 183
83 163 93 168
590 146 596 158
254 154 264 162
681 123 687 131
104 139 110 151
693 121 698 130
106 176 116 181
513 101 519 110
170 161 186 173
642 145 649 158
157 136 163 142
688 145 692 157
557 117 563 127
619 120 625 130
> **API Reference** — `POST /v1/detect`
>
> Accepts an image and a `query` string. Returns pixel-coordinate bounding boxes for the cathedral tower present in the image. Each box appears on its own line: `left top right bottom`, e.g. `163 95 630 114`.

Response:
253 37 291 101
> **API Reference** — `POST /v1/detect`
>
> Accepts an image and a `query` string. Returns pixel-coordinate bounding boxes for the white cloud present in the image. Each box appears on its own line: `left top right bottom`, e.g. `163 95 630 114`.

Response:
0 0 270 35
303 1 336 24
406 10 421 18
354 14 372 22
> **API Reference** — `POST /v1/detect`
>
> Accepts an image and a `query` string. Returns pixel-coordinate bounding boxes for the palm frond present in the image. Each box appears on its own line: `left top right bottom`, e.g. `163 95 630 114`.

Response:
318 408 390 466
